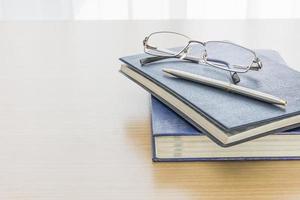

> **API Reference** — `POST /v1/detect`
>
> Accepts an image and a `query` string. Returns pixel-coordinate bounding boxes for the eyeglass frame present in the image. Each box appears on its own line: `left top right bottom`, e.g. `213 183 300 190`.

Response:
140 31 263 84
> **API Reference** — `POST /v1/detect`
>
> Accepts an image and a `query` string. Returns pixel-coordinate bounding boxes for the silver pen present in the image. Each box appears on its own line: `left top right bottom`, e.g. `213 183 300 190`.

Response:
163 68 287 106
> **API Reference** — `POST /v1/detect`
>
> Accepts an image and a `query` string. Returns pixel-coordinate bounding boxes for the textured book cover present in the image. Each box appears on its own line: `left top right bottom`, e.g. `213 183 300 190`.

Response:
120 49 300 146
151 96 300 161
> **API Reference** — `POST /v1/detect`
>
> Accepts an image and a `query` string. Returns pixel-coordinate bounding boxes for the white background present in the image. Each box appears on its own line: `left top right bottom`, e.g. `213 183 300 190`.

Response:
0 0 299 20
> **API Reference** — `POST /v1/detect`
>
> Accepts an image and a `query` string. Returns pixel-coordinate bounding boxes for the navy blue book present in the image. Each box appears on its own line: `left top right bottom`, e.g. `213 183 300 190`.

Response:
120 49 300 147
151 96 300 161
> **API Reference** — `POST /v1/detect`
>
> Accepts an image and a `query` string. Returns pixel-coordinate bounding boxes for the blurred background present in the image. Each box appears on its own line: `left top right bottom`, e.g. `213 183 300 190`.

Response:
0 0 299 68
0 0 299 20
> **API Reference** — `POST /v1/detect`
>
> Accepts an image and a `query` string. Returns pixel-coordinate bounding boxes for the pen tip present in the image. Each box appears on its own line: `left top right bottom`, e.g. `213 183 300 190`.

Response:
162 68 173 75
162 68 177 78
162 68 169 73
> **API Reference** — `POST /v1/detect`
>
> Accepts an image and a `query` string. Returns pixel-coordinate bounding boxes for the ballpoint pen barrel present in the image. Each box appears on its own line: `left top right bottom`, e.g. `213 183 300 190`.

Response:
162 68 287 106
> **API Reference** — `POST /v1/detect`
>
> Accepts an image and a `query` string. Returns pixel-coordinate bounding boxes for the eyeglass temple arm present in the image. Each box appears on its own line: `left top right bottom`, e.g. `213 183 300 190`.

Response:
140 54 200 65
140 56 172 65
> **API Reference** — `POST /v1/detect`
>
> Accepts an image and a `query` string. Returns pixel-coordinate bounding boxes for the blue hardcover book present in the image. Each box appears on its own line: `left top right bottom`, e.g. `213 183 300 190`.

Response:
120 49 300 147
151 96 300 161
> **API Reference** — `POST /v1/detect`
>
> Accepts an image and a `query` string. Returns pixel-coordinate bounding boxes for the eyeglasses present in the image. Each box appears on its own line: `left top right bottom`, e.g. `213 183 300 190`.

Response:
140 31 263 84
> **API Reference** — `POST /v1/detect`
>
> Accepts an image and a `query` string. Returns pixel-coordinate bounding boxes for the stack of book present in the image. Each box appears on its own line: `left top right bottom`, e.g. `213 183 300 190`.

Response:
119 49 300 161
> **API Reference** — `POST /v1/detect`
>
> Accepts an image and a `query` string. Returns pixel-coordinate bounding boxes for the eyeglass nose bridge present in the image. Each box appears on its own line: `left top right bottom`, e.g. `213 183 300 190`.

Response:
186 40 208 61
181 40 205 52
188 40 205 46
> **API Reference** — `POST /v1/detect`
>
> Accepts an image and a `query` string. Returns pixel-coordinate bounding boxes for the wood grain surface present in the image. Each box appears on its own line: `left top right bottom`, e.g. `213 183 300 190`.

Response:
0 20 299 200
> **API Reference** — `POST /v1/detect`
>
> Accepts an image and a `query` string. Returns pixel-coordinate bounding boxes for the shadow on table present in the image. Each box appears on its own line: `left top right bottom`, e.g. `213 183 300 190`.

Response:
125 119 300 199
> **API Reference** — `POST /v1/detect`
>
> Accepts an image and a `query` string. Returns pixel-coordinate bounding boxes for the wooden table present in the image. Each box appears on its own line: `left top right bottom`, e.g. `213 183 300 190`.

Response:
0 20 299 200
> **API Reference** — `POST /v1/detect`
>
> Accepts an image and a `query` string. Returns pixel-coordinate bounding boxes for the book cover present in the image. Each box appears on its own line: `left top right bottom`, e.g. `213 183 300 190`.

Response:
151 96 300 161
120 49 300 146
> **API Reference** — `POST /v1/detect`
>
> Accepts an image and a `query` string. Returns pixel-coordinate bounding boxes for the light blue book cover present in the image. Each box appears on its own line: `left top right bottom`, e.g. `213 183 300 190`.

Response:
120 49 300 146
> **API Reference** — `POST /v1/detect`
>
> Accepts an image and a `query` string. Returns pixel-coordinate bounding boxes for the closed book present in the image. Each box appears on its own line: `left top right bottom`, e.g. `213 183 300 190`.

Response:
120 49 300 147
151 96 300 161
